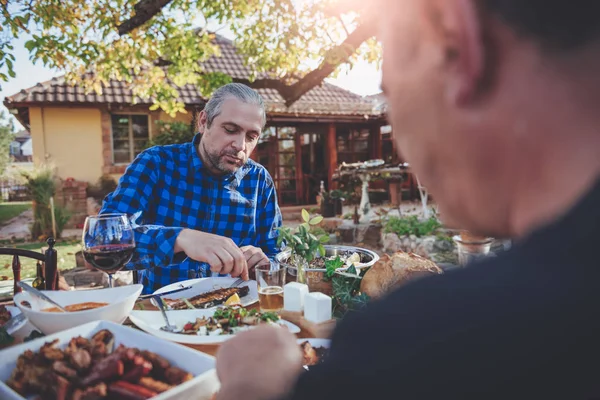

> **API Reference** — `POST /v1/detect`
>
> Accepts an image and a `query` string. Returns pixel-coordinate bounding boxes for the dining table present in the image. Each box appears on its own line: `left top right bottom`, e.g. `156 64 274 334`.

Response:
127 298 335 357
1 279 336 357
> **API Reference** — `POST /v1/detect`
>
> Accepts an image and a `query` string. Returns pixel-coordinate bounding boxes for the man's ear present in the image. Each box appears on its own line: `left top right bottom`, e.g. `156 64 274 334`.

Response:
435 0 484 105
197 111 208 133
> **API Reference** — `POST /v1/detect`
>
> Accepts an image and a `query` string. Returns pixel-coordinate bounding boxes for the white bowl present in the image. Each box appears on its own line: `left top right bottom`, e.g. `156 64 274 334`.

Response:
14 284 143 334
0 320 219 400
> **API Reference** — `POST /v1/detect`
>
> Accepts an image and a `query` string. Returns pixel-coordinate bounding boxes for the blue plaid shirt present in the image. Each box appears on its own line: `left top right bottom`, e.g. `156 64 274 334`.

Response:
100 134 282 294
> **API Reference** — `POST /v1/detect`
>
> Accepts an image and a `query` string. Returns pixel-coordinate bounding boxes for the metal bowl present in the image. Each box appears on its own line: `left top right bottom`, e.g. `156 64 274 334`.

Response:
275 245 380 276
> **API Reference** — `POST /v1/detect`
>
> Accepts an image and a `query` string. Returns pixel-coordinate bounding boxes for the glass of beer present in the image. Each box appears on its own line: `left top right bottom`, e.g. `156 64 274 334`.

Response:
256 261 286 313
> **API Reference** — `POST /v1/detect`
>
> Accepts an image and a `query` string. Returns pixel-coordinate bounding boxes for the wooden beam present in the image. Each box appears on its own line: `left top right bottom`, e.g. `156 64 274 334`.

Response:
295 131 304 204
327 123 338 190
371 123 382 160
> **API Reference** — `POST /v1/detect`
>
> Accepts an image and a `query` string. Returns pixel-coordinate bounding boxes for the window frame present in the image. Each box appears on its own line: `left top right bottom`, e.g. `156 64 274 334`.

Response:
110 113 151 165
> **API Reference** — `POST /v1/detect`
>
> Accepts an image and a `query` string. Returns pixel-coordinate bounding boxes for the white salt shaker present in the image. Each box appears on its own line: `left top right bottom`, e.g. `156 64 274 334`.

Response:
304 292 332 323
284 282 309 312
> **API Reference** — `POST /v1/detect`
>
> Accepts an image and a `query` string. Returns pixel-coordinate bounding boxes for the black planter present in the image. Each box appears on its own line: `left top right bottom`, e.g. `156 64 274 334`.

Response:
333 199 343 216
321 201 335 218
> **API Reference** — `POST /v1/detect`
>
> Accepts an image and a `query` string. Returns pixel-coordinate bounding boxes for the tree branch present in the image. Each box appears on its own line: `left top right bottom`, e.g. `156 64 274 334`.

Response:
117 0 173 35
120 1 376 107
234 21 375 106
281 21 375 107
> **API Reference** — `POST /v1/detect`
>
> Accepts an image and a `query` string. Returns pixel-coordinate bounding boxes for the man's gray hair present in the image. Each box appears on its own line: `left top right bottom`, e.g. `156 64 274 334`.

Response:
203 83 266 128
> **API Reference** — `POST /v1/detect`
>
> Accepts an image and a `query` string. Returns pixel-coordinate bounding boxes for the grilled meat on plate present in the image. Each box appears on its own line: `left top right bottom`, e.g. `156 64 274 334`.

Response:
164 286 250 310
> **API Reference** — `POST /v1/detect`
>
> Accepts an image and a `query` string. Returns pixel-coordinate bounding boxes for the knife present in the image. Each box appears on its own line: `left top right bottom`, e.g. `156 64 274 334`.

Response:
137 285 193 301
3 313 26 333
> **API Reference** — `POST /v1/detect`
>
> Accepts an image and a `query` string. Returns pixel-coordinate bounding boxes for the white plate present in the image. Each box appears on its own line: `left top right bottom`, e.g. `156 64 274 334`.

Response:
152 277 259 309
0 320 220 400
129 309 301 345
1 306 25 335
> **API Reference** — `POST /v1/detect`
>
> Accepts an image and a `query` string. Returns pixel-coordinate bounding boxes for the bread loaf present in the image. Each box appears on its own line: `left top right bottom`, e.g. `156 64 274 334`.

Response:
360 251 443 299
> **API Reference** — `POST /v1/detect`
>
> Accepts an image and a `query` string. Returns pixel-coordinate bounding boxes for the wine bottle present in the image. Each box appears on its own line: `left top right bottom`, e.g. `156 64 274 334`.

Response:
32 262 46 290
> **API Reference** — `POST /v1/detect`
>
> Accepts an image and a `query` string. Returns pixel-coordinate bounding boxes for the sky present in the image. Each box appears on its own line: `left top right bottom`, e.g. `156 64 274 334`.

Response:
0 29 382 131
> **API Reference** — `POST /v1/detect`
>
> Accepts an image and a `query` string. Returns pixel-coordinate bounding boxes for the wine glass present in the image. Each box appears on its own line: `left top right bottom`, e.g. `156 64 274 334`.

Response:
82 213 136 288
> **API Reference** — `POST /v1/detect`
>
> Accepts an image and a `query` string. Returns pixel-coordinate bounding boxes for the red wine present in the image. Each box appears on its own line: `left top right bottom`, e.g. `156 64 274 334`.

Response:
83 244 135 274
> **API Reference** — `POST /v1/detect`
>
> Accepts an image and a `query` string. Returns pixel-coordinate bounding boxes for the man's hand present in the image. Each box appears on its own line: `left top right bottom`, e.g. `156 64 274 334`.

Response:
175 229 248 279
240 245 270 269
216 325 303 400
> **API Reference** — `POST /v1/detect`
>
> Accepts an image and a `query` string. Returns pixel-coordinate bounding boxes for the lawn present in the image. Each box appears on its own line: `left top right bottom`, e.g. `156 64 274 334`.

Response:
0 201 31 225
0 239 82 280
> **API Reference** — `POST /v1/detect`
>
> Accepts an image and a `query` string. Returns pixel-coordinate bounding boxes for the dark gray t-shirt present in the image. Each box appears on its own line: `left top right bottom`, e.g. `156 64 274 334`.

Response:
288 178 600 400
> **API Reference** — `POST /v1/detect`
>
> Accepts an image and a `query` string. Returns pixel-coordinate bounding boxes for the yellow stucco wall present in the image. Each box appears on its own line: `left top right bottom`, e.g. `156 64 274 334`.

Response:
158 110 193 125
29 107 103 182
27 107 193 184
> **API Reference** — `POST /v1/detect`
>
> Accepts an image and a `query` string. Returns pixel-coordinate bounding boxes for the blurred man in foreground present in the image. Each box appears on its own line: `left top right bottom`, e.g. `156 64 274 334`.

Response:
216 1 600 398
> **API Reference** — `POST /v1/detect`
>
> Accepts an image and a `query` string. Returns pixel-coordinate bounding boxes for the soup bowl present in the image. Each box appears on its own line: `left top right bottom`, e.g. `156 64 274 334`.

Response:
14 284 142 334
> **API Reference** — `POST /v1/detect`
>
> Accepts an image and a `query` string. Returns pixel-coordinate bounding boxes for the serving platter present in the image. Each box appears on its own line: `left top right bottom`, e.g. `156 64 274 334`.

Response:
0 320 219 400
152 277 258 309
129 308 301 345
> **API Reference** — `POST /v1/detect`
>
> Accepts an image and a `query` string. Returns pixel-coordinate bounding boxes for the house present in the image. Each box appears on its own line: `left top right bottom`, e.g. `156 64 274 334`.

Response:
9 130 33 163
4 35 390 207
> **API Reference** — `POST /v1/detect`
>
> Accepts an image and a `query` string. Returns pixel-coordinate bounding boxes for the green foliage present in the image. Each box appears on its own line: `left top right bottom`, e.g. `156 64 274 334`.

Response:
321 189 349 203
435 233 454 244
0 1 380 114
336 176 361 204
332 265 370 319
0 112 15 176
324 256 344 279
384 215 442 237
276 210 328 263
20 165 70 239
146 120 195 148
87 174 118 202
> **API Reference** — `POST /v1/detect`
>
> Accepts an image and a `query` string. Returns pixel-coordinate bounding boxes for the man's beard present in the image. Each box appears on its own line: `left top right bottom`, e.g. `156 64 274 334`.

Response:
201 142 246 175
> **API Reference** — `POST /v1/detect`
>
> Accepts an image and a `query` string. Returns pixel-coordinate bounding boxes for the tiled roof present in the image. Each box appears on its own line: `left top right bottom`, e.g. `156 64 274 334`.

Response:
366 92 387 113
5 35 380 118
13 130 30 139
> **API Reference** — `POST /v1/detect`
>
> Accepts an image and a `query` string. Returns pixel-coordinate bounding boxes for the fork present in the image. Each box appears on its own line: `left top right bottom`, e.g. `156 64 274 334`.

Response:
153 295 182 333
228 277 245 288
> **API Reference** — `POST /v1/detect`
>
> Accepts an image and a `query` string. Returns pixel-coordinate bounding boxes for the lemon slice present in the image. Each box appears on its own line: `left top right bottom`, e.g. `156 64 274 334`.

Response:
225 293 241 306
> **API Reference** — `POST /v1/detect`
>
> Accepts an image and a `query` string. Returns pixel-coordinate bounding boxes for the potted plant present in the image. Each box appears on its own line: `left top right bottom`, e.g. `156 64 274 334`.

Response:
320 191 335 218
277 210 329 285
329 189 347 216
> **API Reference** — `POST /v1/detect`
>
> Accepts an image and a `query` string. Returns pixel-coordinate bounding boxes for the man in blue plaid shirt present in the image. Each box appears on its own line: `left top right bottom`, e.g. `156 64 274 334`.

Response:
101 83 282 293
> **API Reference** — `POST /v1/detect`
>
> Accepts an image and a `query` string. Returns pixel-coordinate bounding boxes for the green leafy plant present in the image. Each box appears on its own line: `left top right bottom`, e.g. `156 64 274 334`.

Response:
276 209 329 264
383 215 442 237
87 174 118 202
146 121 195 148
332 265 370 319
324 256 344 279
21 164 70 239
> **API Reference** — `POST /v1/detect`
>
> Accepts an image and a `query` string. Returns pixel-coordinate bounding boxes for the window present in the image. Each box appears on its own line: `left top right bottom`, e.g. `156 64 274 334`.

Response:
337 128 370 164
111 114 150 164
9 142 21 156
253 126 300 205
381 125 398 164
